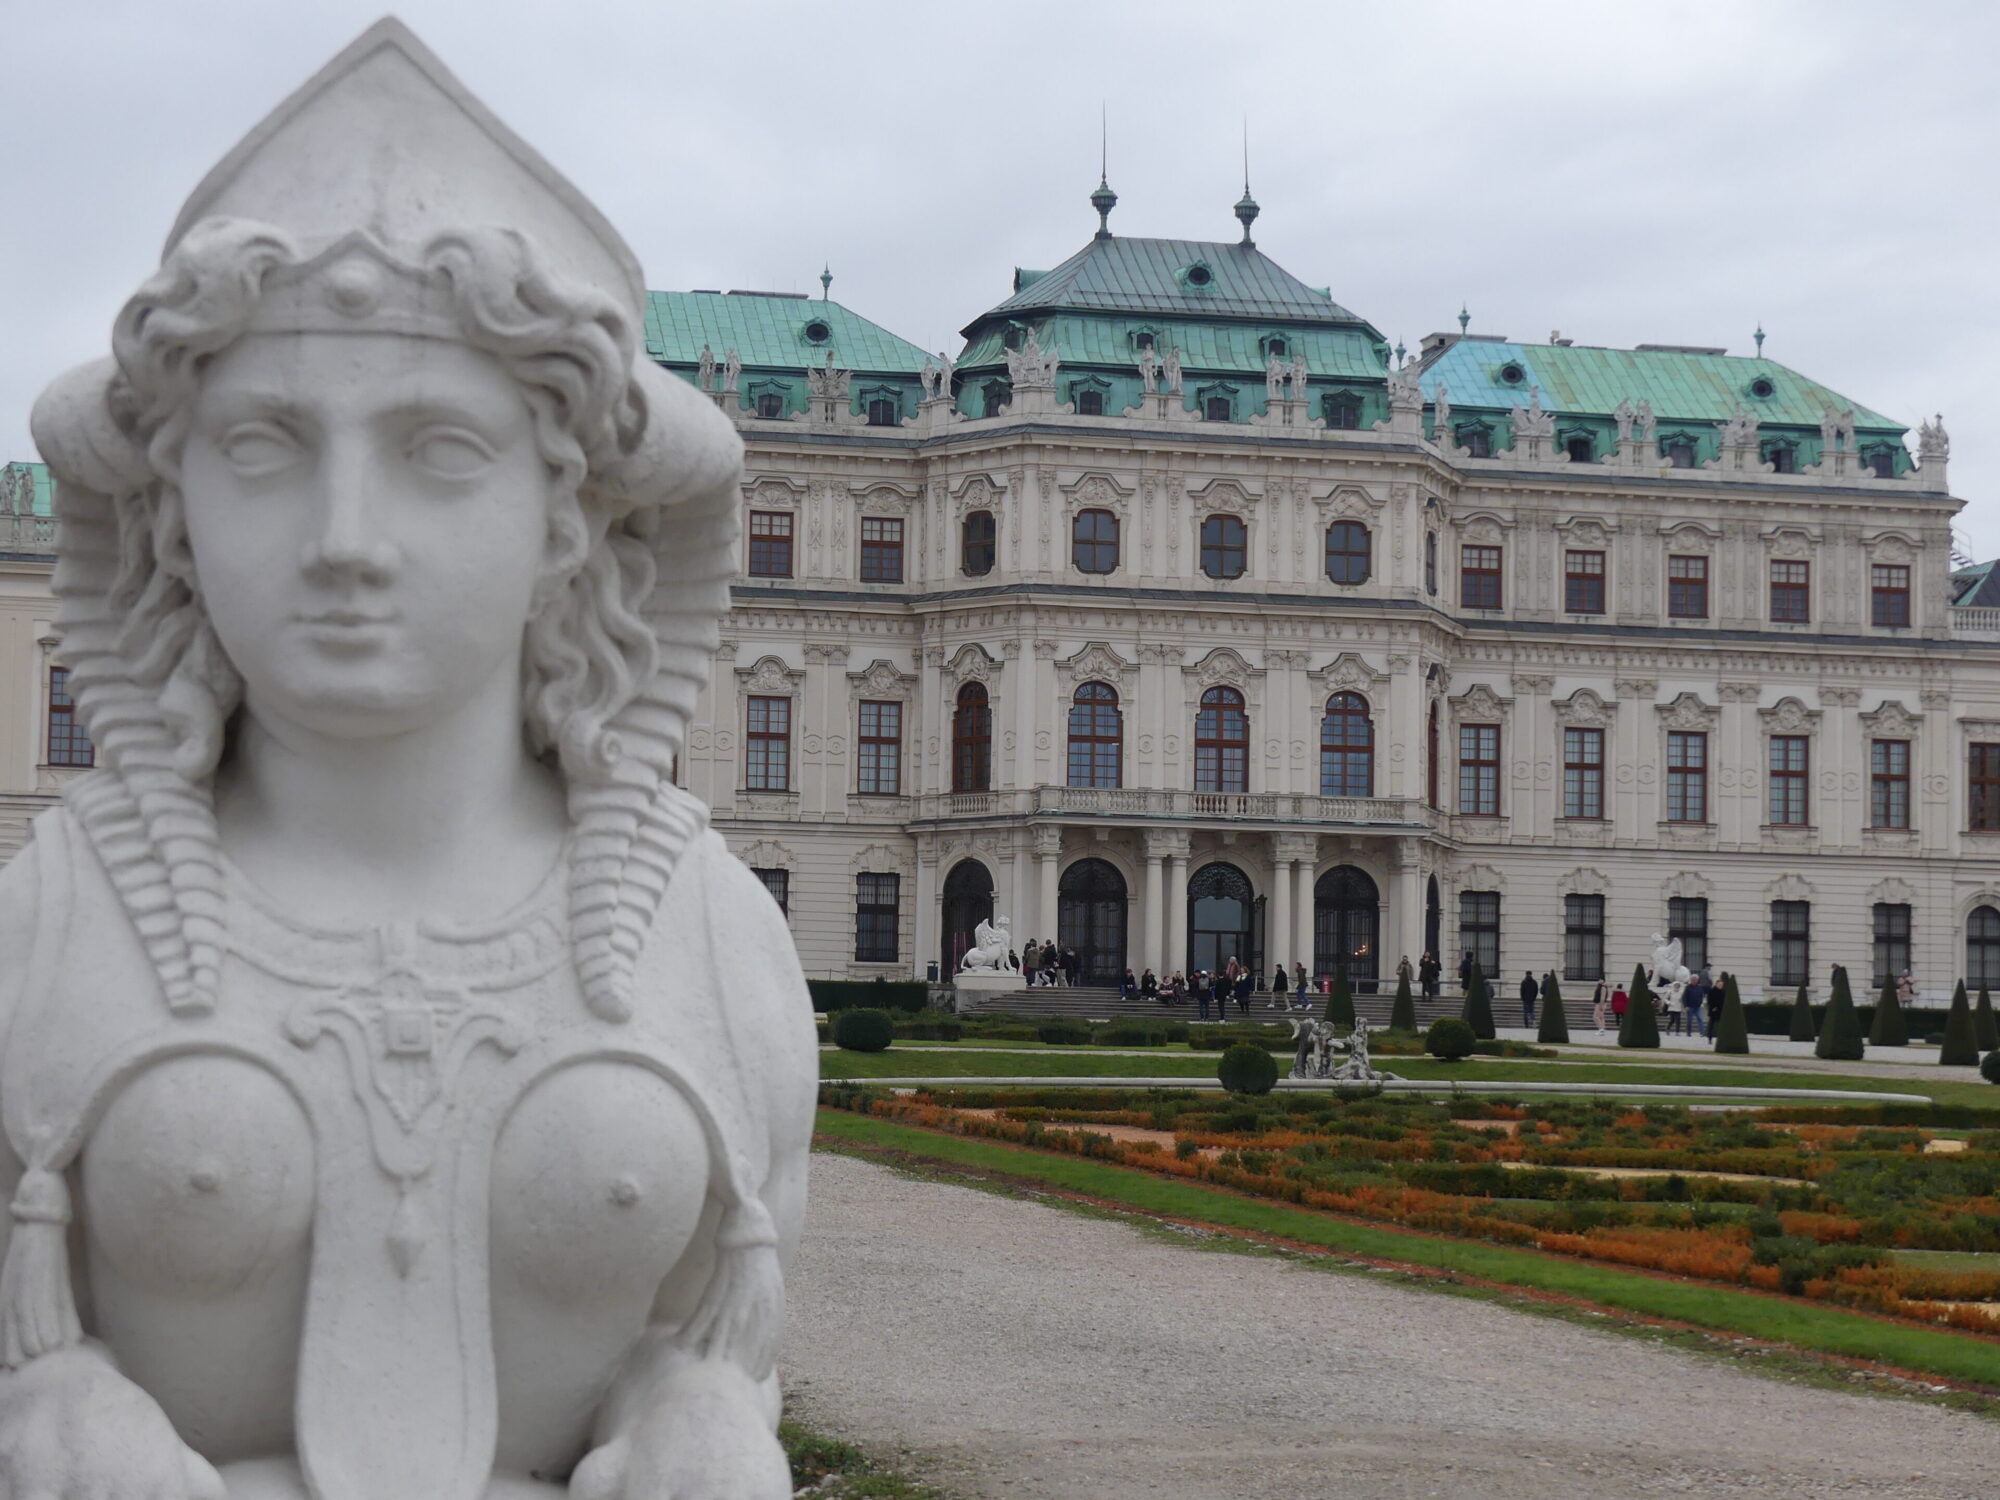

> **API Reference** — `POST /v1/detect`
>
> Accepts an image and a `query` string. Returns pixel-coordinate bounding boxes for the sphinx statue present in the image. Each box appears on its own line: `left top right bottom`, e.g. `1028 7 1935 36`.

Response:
0 19 814 1500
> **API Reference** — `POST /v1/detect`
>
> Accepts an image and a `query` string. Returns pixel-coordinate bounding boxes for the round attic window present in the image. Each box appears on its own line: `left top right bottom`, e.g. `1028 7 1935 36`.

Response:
1185 265 1212 286
1499 362 1526 385
1749 376 1776 399
804 320 831 343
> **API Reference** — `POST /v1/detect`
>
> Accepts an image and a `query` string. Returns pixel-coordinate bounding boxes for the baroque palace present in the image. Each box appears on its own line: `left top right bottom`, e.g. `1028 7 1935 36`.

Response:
5 182 1998 999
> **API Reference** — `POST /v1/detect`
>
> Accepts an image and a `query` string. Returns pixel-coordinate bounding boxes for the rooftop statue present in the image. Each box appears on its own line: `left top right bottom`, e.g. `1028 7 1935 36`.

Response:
1 18 813 1500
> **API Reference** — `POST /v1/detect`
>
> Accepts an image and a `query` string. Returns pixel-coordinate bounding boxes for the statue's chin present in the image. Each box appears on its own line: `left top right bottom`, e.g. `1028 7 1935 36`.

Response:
218 1458 563 1498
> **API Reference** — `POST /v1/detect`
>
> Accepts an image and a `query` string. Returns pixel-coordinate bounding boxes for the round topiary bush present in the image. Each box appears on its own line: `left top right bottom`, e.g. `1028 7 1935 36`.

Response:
1218 1042 1279 1095
1426 1016 1477 1061
1981 1050 2000 1085
832 1007 894 1053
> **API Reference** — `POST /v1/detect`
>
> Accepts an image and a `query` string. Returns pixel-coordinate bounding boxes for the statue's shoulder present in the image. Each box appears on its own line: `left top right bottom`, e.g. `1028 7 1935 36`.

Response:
0 806 73 1043
672 830 812 1014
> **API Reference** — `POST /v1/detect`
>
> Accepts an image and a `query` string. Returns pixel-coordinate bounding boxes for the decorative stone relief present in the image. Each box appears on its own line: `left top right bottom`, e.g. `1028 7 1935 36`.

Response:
1182 647 1264 697
1655 692 1720 732
1861 699 1920 738
1058 641 1138 689
1764 526 1818 561
1556 866 1609 897
945 644 1001 686
1553 688 1615 728
737 838 797 872
1448 682 1513 723
1758 696 1822 736
1663 871 1713 900
738 654 806 693
1310 652 1390 696
1063 471 1133 518
1764 873 1814 902
847 658 917 700
1187 476 1260 517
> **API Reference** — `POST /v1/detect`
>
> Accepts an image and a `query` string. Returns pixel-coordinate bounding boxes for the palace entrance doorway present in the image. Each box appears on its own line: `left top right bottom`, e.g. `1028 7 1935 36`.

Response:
941 858 995 974
1188 862 1260 979
1314 865 1380 992
1057 858 1127 984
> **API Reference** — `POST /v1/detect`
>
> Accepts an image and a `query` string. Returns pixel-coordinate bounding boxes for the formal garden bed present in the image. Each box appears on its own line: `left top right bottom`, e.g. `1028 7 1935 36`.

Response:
820 1084 2000 1337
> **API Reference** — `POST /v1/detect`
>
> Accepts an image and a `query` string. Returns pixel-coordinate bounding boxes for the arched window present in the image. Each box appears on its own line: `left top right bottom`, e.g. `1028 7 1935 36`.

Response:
1970 905 2000 990
1200 514 1246 579
1320 692 1373 797
961 509 996 576
1267 336 1288 357
755 391 785 420
1325 521 1371 584
952 682 992 793
1072 508 1119 573
1075 387 1105 415
1195 685 1248 795
1067 682 1122 788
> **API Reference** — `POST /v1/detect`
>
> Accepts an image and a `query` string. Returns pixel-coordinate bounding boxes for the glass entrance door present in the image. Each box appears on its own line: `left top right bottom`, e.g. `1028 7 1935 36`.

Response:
1314 865 1381 992
1057 858 1128 984
1187 862 1254 978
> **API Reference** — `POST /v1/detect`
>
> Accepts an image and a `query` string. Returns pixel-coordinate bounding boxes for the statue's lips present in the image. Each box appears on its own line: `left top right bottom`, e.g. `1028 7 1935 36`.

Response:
293 609 397 650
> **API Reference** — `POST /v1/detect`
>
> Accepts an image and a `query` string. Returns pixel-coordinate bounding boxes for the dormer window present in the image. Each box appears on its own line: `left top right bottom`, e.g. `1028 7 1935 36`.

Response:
1003 325 1025 351
1864 447 1897 479
1134 331 1155 351
1322 392 1361 430
1663 435 1697 468
866 396 899 427
1267 336 1287 357
803 320 831 344
1499 362 1526 386
1749 376 1777 400
756 392 785 419
1564 434 1595 464
1185 264 1213 287
1763 439 1797 474
1456 423 1493 459
1076 389 1104 416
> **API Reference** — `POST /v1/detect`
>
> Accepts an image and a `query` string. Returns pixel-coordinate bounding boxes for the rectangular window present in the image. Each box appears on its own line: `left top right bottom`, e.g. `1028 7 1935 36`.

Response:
856 700 903 796
1666 731 1707 823
1768 735 1809 825
1459 891 1500 978
1667 555 1708 619
1668 897 1708 977
747 511 793 578
1562 727 1603 819
745 695 791 792
44 666 94 768
859 516 904 583
1871 564 1911 627
1873 902 1912 989
855 872 900 963
1771 900 1810 988
1769 559 1810 622
1460 545 1503 609
1564 550 1605 615
1424 532 1438 596
1458 724 1500 816
1563 894 1605 983
1973 743 2000 831
751 867 790 918
1871 739 1910 829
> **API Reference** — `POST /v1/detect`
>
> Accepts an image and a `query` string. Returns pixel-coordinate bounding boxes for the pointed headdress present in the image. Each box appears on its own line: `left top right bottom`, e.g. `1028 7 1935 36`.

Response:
32 18 744 1020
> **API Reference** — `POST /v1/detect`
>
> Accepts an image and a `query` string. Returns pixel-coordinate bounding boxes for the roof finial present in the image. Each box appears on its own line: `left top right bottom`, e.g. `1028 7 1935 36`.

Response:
1395 338 1408 368
1754 322 1765 355
1458 304 1470 333
1233 116 1259 247
1090 104 1118 239
819 264 832 300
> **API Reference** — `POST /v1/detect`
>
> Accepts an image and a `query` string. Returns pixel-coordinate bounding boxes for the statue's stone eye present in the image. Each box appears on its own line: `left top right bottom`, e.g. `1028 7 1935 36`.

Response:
409 427 494 479
220 423 301 474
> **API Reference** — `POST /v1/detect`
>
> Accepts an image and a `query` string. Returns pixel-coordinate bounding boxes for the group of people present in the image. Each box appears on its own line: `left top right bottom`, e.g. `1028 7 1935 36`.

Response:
1017 938 1082 987
1581 968 1721 1036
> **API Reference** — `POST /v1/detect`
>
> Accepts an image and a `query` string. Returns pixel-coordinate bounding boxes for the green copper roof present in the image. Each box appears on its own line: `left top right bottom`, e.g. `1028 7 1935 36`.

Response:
1419 338 1902 432
958 315 1386 382
972 236 1373 333
0 460 51 516
643 290 929 375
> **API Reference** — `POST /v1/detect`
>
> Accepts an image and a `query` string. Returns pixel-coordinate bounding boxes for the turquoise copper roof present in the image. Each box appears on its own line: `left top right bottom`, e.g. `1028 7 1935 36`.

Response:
0 460 52 516
643 290 929 374
958 315 1386 381
1418 338 1902 433
971 236 1374 333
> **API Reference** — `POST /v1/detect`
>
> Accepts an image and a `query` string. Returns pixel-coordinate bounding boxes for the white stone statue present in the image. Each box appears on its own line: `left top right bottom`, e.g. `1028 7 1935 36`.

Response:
1005 331 1060 388
1289 351 1309 401
1510 386 1554 439
1387 365 1423 412
957 915 1015 973
1431 382 1451 444
1265 354 1286 402
806 349 850 400
1919 413 1949 464
1613 398 1635 447
937 350 954 397
1163 344 1184 394
919 357 939 401
1138 344 1158 393
1719 404 1759 448
698 341 716 392
722 345 742 393
1 20 813 1500
1647 933 1692 1011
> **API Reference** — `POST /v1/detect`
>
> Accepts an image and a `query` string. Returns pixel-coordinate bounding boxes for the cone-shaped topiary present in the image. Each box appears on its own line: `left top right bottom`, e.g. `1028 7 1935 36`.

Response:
1219 1041 1279 1094
1869 973 1909 1047
1713 972 1749 1054
1426 1016 1477 1061
1976 987 2000 1053
1461 961 1496 1040
1324 966 1356 1029
1537 970 1570 1044
1389 966 1418 1033
1940 980 1980 1067
1619 962 1660 1048
1816 965 1866 1061
1788 983 1817 1043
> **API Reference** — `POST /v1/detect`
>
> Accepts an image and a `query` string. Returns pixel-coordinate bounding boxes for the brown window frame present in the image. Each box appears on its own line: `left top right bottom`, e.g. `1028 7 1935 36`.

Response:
1871 739 1910 829
859 516 904 583
1067 681 1123 789
1769 559 1810 623
1564 549 1606 615
1871 563 1911 627
1320 692 1374 798
856 699 903 796
1768 734 1810 826
1771 900 1810 987
745 695 792 792
1458 723 1500 816
747 510 794 578
1667 554 1709 619
961 509 996 576
45 665 94 768
1072 508 1119 574
1666 731 1707 823
1562 726 1604 819
1460 544 1503 610
1194 685 1249 795
1971 743 2000 832
952 682 992 793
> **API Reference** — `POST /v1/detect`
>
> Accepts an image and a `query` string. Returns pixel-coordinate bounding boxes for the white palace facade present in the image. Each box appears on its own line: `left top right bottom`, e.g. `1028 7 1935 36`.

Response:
7 183 2000 999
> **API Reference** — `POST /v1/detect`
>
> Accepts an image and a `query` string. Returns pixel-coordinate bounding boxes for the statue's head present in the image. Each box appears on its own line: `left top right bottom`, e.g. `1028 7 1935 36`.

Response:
30 22 743 1019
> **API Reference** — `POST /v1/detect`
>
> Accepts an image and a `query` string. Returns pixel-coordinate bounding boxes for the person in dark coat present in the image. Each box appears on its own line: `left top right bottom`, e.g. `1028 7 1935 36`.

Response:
1120 968 1137 1000
1419 951 1441 1000
1459 951 1473 992
1141 968 1159 1002
1519 970 1539 1027
1194 969 1212 1022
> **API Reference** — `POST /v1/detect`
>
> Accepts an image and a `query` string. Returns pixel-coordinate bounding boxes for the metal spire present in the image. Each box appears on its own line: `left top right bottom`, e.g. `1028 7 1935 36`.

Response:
1458 304 1470 333
1090 103 1118 238
1233 116 1259 247
1754 323 1766 355
819 264 832 300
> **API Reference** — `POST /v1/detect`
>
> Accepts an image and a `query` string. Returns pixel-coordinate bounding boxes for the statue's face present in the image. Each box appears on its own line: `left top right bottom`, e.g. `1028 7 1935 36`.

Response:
181 332 553 737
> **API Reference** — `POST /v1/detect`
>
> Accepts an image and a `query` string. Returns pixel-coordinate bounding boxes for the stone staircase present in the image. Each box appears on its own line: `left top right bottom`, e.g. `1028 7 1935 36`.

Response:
958 981 1487 1029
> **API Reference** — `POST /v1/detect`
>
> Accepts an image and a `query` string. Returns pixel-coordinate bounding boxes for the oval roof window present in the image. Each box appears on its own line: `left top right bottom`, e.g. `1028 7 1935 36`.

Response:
1185 264 1213 287
804 320 831 343
1499 362 1526 385
1748 376 1776 399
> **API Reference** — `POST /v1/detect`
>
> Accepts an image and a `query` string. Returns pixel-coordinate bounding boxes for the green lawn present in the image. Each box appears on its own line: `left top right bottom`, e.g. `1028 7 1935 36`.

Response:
1891 1250 2000 1272
817 1109 2000 1389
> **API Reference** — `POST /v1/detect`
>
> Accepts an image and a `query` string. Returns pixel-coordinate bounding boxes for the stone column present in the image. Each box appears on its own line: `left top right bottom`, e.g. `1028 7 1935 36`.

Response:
1296 858 1317 974
1141 832 1168 974
1270 851 1294 970
1166 843 1191 977
1275 833 1319 974
914 845 940 980
1035 824 1062 947
1392 840 1424 980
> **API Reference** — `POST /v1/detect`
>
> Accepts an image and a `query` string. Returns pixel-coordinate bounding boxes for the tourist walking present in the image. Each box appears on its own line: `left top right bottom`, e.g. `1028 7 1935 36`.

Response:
1519 970 1538 1027
1419 951 1441 1000
1397 955 1414 990
1458 951 1473 993
1611 982 1629 1027
1062 946 1080 987
1898 969 1916 1008
1194 970 1212 1021
1592 978 1608 1033
1295 963 1311 1009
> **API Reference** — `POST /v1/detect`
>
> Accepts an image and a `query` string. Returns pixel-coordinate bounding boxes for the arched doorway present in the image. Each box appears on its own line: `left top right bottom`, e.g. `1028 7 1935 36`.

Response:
1188 862 1257 979
941 859 995 974
1426 874 1442 964
1315 866 1380 992
1058 858 1127 984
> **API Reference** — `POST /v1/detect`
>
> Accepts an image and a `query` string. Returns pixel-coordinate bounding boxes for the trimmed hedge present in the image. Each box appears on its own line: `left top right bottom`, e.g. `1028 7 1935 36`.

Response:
1537 971 1570 1045
1982 1051 2000 1086
1713 972 1749 1055
1787 983 1817 1043
1389 969 1418 1033
1461 962 1495 1040
1094 1019 1190 1047
1816 966 1866 1062
1869 974 1909 1047
1977 987 2000 1052
832 1008 894 1052
1619 963 1660 1050
1427 1016 1477 1061
1035 1021 1092 1046
810 979 930 1014
1939 981 1980 1067
1218 1043 1279 1095
1324 968 1356 1029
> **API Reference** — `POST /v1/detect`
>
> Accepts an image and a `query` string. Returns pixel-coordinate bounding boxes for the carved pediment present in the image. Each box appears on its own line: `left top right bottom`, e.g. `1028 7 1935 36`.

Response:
1553 688 1616 729
1059 641 1137 689
1458 511 1511 546
1457 863 1506 892
947 643 1002 686
1660 521 1721 553
736 654 804 693
1663 871 1713 900
1869 876 1918 906
1063 471 1134 516
1764 873 1814 902
1312 483 1384 520
1311 651 1390 696
1449 682 1513 723
1758 696 1821 735
1182 646 1263 693
737 838 796 871
1188 476 1260 516
745 475 806 509
1861 698 1920 738
1557 867 1609 897
852 481 918 517
1868 531 1918 565
1557 516 1614 548
1654 692 1718 732
850 841 914 876
951 472 1007 514
1763 526 1818 560
848 658 918 698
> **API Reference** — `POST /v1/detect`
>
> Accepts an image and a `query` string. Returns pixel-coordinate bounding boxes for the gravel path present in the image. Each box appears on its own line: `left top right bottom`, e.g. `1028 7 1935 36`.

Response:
783 1152 1997 1499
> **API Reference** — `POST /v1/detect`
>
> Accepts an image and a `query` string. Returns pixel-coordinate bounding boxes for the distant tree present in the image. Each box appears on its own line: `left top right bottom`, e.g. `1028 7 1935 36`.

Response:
1324 966 1356 1029
1816 965 1866 1062
1537 970 1570 1044
1940 980 1980 1067
1389 966 1418 1033
1868 973 1909 1047
1787 983 1818 1043
1619 962 1660 1049
1461 961 1496 1040
1976 987 2000 1053
1713 972 1749 1055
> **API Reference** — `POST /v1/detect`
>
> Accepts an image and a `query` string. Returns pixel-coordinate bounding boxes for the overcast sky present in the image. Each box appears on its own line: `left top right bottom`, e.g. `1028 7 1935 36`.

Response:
5 0 1995 551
